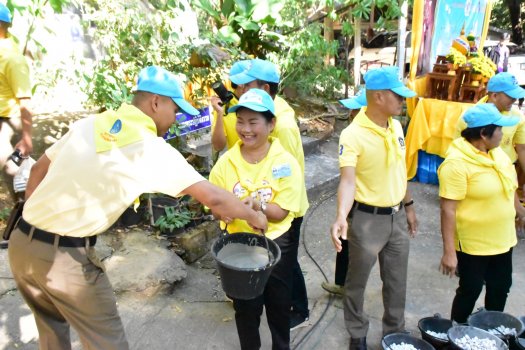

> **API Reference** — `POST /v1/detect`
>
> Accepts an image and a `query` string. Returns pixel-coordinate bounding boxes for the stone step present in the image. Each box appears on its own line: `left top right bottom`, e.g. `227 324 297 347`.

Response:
305 152 340 202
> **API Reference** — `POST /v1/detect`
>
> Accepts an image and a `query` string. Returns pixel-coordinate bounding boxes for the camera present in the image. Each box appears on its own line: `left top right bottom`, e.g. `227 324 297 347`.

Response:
9 149 24 167
212 81 234 106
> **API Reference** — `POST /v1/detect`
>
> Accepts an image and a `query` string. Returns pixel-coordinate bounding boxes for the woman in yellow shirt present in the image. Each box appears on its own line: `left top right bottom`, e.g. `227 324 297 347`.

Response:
209 89 304 350
438 103 525 323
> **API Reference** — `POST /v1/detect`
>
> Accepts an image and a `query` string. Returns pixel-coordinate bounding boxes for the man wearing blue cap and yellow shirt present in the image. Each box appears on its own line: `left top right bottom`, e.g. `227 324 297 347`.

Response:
8 66 267 350
439 103 525 323
229 58 310 328
331 66 418 350
322 89 367 296
0 3 34 197
455 73 525 191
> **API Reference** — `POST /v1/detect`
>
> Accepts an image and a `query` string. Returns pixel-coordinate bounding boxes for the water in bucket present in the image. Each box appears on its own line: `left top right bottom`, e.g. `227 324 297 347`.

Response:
217 243 272 270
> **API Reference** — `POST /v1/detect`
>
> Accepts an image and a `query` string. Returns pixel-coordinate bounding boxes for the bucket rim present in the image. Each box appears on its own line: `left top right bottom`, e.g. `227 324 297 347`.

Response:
211 232 281 271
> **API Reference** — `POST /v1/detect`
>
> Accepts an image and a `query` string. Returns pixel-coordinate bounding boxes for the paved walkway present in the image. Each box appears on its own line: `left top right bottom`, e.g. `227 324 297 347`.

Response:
1 181 525 349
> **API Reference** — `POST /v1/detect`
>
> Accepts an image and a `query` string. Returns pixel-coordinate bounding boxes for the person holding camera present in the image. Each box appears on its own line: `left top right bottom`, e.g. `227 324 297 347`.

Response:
0 4 34 249
210 60 249 153
8 66 268 350
0 4 34 197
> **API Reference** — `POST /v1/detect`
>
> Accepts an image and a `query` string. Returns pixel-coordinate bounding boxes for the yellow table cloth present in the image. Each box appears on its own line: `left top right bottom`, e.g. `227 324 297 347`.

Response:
406 98 474 179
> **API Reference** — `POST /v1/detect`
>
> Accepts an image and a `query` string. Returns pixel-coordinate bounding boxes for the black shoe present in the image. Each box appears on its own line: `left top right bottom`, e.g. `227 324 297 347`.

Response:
349 337 367 350
290 312 309 330
0 240 8 249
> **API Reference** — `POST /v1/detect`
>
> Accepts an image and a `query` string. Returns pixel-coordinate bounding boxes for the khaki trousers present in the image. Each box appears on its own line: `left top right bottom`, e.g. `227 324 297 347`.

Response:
343 208 409 338
8 228 129 350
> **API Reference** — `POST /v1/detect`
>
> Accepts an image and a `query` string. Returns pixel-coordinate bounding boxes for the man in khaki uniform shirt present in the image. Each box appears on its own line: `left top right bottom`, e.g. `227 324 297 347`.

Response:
8 66 267 350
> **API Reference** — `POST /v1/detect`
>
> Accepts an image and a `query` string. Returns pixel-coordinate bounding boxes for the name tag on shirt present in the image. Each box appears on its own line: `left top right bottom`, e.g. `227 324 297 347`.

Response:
272 164 292 179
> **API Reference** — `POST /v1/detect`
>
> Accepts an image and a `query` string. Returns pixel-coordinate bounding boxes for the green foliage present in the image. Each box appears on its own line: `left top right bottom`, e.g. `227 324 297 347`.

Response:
194 0 290 57
7 0 70 55
154 206 193 233
277 23 348 99
0 208 11 222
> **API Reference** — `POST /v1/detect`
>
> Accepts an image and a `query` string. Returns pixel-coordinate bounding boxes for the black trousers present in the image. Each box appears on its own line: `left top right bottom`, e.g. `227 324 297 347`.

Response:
233 229 296 350
290 217 309 318
451 249 513 323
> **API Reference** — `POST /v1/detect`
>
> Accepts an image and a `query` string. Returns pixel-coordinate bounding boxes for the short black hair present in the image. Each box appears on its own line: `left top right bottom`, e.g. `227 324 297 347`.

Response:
231 82 238 89
235 106 275 123
254 79 279 98
461 124 499 142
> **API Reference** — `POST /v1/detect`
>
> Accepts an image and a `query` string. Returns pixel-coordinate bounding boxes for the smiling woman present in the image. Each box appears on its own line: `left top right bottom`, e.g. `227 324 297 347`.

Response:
209 88 305 350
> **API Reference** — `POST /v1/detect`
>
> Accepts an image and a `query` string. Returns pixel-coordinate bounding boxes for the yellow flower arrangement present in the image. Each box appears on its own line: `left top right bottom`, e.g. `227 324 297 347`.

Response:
468 53 496 78
446 47 467 65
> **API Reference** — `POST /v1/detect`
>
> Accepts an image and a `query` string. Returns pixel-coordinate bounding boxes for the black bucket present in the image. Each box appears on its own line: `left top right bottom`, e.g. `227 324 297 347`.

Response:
468 310 524 340
418 314 453 349
211 232 281 300
448 325 508 350
381 333 434 350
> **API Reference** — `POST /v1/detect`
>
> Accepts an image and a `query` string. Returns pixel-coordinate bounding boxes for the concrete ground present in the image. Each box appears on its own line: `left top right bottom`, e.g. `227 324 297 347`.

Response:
1 180 525 350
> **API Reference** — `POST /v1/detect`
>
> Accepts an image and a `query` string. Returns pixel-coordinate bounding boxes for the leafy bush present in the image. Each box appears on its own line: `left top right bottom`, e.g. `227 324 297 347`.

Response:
154 206 193 234
277 23 348 99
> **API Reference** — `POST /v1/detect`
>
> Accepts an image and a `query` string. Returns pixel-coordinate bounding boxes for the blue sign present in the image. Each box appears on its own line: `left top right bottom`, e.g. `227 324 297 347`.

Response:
164 106 212 140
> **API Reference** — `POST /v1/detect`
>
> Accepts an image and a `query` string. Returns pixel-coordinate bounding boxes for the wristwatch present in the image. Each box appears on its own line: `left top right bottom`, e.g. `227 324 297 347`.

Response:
260 201 267 213
404 199 415 207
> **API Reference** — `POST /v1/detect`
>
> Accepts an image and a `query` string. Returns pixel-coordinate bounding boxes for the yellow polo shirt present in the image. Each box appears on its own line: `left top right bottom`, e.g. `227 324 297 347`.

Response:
23 104 205 237
213 94 309 216
438 141 517 255
339 110 407 207
0 37 31 118
454 101 525 163
209 137 303 240
211 94 239 150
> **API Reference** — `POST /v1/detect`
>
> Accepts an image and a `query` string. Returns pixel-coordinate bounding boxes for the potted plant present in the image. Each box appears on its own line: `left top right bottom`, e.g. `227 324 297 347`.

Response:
469 54 496 82
446 47 467 70
154 206 193 236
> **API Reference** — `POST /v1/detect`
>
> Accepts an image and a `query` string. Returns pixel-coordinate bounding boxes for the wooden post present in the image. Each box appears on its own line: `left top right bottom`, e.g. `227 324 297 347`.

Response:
353 18 361 87
324 12 334 65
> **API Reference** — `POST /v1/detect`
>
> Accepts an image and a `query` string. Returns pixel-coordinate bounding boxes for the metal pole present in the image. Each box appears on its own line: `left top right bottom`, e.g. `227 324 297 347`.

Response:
396 0 408 79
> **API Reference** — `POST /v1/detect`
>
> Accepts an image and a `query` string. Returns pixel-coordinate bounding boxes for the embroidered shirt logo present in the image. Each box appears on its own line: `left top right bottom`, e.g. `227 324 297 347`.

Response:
398 137 406 149
100 119 121 142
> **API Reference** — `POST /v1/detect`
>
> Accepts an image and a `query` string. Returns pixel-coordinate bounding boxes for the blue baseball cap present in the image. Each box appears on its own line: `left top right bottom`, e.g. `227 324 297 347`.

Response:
0 3 11 23
487 72 525 99
228 88 275 116
463 103 519 128
135 66 199 116
339 88 367 110
229 60 250 78
230 59 280 85
364 66 416 98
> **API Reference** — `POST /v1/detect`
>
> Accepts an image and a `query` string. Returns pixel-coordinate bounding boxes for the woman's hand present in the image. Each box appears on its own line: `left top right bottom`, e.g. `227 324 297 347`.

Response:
242 196 260 211
439 251 458 277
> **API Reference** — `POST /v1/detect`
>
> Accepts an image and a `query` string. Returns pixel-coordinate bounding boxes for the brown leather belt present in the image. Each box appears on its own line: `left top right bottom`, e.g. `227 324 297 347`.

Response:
18 217 96 247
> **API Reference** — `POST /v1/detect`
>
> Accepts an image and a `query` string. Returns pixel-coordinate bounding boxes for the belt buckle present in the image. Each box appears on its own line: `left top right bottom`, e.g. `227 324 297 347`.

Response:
391 204 400 215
